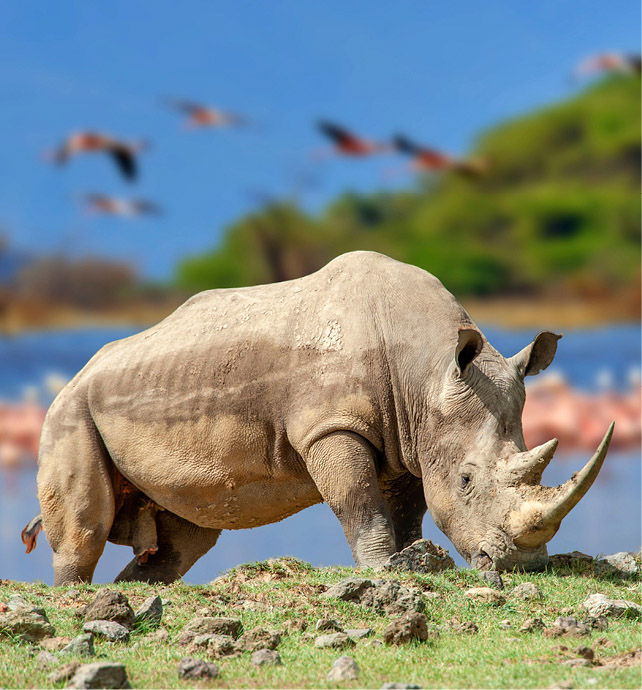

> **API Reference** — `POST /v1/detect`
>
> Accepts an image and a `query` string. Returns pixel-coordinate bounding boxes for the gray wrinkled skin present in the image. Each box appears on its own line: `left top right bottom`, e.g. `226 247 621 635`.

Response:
36 251 567 584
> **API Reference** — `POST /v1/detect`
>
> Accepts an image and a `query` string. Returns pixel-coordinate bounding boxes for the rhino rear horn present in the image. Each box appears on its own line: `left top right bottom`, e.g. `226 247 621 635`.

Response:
508 438 559 485
509 331 562 377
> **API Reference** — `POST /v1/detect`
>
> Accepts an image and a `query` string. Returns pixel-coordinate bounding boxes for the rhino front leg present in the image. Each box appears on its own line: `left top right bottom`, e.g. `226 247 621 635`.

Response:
114 510 221 584
305 431 396 567
382 473 427 551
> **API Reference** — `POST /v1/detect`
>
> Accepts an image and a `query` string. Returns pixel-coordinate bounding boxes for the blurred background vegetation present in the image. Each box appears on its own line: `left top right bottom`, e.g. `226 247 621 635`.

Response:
175 77 640 307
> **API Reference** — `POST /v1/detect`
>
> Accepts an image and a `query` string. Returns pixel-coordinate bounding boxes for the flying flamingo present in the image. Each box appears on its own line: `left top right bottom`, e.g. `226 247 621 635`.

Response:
573 52 641 80
316 120 389 159
47 132 148 181
391 135 488 178
164 99 247 128
80 194 162 217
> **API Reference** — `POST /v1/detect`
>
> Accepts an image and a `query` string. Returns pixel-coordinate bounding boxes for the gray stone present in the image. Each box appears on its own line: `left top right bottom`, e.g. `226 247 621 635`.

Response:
70 662 130 688
383 539 455 573
60 633 96 657
252 648 282 666
345 627 374 640
83 620 130 642
84 589 135 630
583 616 608 631
562 658 592 668
240 627 281 651
480 570 504 590
595 552 641 575
323 578 374 601
36 649 58 669
464 587 506 605
7 594 31 611
0 608 55 642
549 551 593 566
41 636 71 651
381 684 422 689
315 632 355 649
181 615 242 640
448 619 479 634
582 593 641 619
511 583 541 600
315 618 343 632
134 595 163 627
327 655 360 681
177 657 219 680
186 633 237 657
499 619 512 630
47 662 80 684
519 618 545 633
383 612 429 645
143 626 169 642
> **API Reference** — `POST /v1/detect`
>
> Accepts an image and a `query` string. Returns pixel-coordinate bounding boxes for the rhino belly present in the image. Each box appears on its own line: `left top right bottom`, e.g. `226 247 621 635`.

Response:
96 411 323 530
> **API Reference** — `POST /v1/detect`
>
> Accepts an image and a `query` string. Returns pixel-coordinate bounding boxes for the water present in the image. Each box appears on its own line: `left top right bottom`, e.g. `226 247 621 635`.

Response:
0 324 639 583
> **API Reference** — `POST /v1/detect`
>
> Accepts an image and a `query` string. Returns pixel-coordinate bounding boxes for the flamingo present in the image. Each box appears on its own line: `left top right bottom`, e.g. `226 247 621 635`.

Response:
316 120 389 158
47 132 148 181
392 135 487 177
80 193 162 217
164 99 247 128
573 53 641 80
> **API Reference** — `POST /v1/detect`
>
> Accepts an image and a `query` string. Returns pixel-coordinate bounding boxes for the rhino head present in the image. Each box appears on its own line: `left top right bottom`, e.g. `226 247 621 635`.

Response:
419 327 613 572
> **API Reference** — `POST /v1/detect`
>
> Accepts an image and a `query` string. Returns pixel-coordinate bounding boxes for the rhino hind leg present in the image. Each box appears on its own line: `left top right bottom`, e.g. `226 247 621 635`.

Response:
382 473 427 551
305 430 397 567
114 510 221 584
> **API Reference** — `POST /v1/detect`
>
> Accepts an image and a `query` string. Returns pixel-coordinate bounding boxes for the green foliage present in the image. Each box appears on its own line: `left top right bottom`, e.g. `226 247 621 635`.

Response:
175 76 641 299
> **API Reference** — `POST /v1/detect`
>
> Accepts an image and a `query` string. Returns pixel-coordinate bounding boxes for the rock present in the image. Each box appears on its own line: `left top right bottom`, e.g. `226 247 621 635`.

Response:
70 662 130 688
464 587 506 606
383 539 455 573
583 616 608 631
41 635 71 651
510 583 541 600
177 657 219 680
186 633 237 657
83 620 130 642
383 612 429 645
562 658 592 667
283 619 307 633
381 684 422 689
345 627 374 640
316 618 343 632
60 633 96 657
36 649 58 668
7 594 31 611
252 648 282 666
583 593 641 619
548 681 574 690
134 596 163 627
552 617 590 637
480 571 505 590
240 627 281 651
0 608 55 642
499 619 511 630
179 616 243 645
322 577 374 601
323 577 424 615
519 618 545 633
447 619 478 634
84 589 135 630
48 662 80 684
595 552 641 575
575 646 595 661
327 655 360 681
315 632 355 649
368 638 384 647
549 551 593 566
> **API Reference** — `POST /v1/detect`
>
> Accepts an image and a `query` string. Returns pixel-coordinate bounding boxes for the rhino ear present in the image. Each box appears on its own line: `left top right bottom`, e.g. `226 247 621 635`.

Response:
510 331 562 377
455 328 483 377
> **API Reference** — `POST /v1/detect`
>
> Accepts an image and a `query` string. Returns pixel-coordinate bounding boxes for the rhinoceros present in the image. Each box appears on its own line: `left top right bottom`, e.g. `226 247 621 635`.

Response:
25 251 613 585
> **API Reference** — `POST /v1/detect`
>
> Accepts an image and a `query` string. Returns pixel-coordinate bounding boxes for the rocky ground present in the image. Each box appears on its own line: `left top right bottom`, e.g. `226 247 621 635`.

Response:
0 541 640 689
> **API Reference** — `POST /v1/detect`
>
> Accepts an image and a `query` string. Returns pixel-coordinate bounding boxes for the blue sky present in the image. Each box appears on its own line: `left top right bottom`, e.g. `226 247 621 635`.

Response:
1 1 638 279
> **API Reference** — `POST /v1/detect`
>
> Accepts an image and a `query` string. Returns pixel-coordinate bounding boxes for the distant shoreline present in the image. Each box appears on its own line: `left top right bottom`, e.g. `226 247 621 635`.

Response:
0 295 639 334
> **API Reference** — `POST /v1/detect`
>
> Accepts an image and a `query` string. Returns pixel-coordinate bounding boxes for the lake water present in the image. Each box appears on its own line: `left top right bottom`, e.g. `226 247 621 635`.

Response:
0 324 640 584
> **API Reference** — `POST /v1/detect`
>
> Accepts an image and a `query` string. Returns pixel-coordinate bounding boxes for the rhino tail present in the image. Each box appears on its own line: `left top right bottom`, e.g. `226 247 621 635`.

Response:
21 513 43 554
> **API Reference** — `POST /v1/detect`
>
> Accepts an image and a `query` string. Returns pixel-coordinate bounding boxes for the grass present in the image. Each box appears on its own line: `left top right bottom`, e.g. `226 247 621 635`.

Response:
0 557 640 688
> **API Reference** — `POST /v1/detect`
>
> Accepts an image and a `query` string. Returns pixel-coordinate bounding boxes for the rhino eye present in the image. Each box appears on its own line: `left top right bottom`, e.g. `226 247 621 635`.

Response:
460 473 472 491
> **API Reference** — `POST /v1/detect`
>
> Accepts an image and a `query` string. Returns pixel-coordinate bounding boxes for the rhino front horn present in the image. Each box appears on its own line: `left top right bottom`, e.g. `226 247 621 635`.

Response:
509 422 614 548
